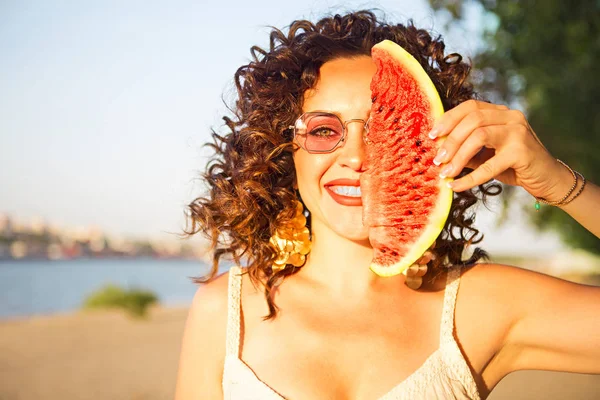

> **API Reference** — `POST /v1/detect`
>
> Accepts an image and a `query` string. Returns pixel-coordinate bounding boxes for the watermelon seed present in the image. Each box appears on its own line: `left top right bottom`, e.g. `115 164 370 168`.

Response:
390 107 395 111
378 106 384 112
412 185 419 189
414 156 421 162
371 96 377 102
418 170 425 175
393 118 399 123
415 139 422 146
420 148 427 153
391 251 399 256
407 210 413 215
381 249 386 253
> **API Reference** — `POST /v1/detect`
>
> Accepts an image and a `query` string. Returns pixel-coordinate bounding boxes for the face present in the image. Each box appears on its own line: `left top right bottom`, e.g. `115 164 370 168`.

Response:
293 55 376 242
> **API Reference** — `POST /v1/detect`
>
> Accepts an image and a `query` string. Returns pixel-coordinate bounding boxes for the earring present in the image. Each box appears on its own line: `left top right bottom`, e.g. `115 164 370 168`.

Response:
270 200 311 272
402 264 428 290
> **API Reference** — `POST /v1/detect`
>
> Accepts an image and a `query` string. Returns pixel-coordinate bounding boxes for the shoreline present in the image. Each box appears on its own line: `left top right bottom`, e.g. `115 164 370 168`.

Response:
0 302 192 323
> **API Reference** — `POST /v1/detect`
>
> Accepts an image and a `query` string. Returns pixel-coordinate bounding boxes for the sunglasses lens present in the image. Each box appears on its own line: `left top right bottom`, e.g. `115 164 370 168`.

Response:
295 113 343 152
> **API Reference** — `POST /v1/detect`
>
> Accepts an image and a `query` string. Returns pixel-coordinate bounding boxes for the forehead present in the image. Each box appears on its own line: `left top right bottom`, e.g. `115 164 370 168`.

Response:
302 56 376 118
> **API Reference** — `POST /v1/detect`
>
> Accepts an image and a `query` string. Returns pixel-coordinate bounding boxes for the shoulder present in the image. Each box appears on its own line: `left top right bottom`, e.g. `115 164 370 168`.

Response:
458 261 582 301
186 267 235 323
174 268 234 399
448 262 525 331
449 264 529 359
458 262 526 292
455 262 571 322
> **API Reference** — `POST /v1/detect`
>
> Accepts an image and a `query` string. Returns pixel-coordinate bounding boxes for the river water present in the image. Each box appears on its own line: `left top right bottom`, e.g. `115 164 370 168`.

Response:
0 258 231 319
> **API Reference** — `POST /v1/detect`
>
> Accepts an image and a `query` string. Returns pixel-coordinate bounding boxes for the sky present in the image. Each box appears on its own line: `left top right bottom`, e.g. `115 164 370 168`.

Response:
0 0 567 255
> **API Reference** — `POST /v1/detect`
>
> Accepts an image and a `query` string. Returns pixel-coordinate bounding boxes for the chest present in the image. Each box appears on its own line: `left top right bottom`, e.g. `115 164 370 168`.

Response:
238 289 447 399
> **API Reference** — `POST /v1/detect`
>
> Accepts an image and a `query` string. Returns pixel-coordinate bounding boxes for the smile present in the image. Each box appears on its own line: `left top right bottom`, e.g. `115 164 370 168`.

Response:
324 179 363 206
330 186 362 197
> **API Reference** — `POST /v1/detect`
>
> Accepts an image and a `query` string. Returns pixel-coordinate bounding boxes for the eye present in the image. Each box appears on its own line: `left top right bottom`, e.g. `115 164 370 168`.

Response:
308 126 341 138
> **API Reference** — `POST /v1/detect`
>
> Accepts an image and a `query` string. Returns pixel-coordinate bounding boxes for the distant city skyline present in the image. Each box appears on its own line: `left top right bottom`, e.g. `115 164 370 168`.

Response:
1 1 568 256
0 211 205 261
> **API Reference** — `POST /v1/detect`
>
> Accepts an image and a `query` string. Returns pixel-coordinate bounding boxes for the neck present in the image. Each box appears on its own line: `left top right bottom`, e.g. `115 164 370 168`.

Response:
297 220 402 297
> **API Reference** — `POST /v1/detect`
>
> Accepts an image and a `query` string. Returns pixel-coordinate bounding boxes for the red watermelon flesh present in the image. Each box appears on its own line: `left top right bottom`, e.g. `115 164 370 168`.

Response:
361 41 452 277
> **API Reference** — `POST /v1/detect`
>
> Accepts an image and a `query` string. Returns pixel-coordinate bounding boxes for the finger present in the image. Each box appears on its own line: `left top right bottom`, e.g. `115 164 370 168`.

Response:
432 110 513 166
449 153 515 192
416 249 436 264
406 264 428 277
416 252 433 265
429 100 508 139
438 125 507 179
414 242 437 265
465 147 495 170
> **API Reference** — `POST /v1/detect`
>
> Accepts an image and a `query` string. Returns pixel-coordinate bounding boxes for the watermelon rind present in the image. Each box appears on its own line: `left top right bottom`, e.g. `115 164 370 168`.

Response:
368 40 454 278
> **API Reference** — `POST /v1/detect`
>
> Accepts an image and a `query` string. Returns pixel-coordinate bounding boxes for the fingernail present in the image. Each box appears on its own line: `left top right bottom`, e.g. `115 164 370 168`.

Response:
428 126 441 139
433 148 447 166
446 181 454 189
439 164 453 178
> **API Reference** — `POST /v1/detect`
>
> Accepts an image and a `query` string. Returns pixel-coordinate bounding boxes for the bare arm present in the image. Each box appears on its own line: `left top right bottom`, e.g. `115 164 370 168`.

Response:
494 265 600 376
174 272 230 400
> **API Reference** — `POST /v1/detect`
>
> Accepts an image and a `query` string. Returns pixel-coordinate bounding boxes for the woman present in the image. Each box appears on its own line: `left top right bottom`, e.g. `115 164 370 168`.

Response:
175 11 600 400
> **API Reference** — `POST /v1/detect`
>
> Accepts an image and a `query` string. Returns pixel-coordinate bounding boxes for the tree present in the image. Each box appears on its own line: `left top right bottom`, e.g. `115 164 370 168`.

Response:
429 0 600 253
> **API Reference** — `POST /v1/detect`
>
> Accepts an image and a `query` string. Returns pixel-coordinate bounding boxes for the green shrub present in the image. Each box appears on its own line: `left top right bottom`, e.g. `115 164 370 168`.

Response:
83 284 159 318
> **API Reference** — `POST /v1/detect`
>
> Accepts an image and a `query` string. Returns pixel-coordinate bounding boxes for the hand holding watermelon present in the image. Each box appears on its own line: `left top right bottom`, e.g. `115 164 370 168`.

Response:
428 99 573 202
364 40 592 279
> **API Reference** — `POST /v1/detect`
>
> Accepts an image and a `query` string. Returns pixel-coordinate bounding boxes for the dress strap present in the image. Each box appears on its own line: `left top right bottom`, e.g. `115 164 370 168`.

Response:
439 265 462 345
225 266 243 357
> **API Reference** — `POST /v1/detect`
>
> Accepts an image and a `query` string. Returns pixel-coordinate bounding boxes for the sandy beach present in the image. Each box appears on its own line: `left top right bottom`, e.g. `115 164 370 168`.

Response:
1 306 599 400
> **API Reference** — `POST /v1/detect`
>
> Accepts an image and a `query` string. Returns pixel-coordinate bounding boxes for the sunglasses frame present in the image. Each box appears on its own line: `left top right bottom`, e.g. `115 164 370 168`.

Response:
288 111 371 154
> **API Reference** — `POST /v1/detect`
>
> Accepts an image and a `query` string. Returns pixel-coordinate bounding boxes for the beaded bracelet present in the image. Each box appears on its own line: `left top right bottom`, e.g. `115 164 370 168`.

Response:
561 172 586 206
534 160 584 210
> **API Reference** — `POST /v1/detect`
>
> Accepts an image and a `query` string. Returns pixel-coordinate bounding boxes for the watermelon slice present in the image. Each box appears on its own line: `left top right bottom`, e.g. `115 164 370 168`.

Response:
361 40 453 277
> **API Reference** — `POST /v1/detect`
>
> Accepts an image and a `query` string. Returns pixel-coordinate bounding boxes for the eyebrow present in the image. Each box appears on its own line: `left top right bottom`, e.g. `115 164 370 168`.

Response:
304 110 371 119
304 109 342 116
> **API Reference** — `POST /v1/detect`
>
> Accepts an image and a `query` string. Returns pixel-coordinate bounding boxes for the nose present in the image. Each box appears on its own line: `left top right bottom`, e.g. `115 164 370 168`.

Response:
337 120 367 171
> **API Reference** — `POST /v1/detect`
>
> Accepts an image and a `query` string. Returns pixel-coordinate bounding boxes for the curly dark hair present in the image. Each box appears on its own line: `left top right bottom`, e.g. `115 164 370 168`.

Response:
184 10 502 320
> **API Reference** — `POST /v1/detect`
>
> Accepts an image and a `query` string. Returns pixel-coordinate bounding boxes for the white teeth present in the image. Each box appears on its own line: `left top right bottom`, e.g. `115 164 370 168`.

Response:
331 186 361 197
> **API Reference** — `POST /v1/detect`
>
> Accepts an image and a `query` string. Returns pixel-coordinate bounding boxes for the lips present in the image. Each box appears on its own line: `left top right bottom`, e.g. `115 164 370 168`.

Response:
324 178 362 206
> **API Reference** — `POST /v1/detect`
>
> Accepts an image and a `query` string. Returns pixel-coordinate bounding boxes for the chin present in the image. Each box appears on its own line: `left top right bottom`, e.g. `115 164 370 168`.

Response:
307 193 368 241
329 214 370 242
